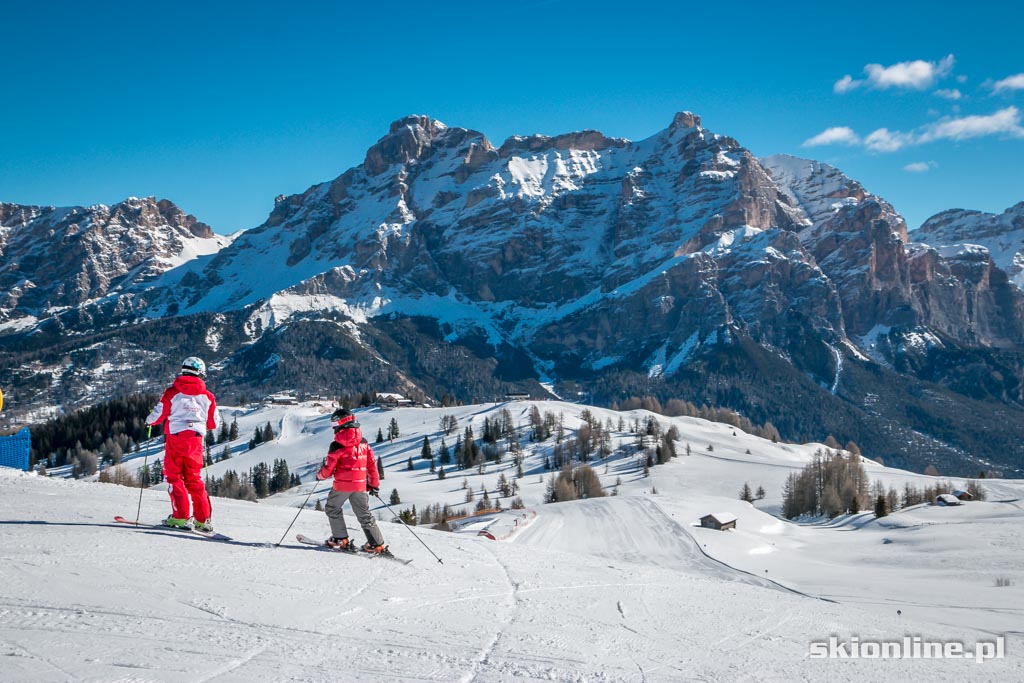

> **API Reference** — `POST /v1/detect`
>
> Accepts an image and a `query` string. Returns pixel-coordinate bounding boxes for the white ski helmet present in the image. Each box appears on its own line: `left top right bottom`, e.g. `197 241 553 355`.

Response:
181 356 207 377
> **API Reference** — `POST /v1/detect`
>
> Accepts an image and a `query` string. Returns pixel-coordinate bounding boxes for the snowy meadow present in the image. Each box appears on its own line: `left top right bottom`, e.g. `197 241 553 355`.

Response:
1 400 1022 681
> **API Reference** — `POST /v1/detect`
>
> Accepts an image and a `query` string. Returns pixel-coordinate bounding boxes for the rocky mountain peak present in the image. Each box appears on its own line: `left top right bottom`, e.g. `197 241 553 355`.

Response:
914 201 1024 290
364 115 450 175
497 130 628 157
0 196 225 314
670 111 702 130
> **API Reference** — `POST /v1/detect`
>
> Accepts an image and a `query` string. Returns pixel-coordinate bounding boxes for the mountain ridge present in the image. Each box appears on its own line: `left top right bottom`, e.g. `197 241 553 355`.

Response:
1 112 1023 475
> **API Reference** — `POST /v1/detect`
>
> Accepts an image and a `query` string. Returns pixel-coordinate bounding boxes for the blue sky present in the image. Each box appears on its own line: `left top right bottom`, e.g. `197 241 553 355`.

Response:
1 1 1021 233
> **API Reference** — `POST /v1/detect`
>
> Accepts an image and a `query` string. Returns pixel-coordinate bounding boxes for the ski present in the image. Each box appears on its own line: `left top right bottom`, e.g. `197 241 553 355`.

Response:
114 516 233 542
295 534 412 565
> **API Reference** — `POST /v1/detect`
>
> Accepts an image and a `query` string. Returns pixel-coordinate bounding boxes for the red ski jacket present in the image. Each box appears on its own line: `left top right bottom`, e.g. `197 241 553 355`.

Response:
146 375 218 437
317 427 380 492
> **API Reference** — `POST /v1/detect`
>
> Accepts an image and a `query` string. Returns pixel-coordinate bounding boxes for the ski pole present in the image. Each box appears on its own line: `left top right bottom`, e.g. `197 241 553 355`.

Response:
275 481 321 547
134 426 152 524
374 492 444 564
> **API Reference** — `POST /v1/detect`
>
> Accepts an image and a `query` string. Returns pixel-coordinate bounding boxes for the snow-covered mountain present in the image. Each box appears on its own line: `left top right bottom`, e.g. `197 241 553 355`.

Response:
2 114 1024 475
912 202 1024 289
3 399 1021 681
0 197 233 327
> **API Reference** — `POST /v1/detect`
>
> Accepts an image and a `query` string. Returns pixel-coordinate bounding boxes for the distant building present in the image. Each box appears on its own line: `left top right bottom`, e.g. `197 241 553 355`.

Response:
375 393 414 408
265 393 298 405
504 392 530 401
700 512 737 531
952 490 974 501
935 493 962 506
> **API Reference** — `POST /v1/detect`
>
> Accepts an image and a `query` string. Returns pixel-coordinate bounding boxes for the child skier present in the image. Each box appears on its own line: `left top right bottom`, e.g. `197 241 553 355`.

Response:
146 357 219 531
316 408 389 554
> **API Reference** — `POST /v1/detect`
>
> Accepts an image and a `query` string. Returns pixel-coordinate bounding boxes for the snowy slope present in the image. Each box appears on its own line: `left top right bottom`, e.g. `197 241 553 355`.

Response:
4 401 1024 680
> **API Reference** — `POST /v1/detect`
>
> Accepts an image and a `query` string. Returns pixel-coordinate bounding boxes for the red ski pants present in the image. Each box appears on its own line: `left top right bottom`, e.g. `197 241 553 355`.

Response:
163 432 211 523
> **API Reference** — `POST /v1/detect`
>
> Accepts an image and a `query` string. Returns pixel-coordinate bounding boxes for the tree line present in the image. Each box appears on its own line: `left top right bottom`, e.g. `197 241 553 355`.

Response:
782 448 988 519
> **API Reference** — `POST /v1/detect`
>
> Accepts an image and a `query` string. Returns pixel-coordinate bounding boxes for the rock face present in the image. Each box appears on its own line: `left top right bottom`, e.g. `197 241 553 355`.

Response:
0 197 227 316
178 113 839 370
2 114 1024 475
764 155 1024 348
912 202 1024 289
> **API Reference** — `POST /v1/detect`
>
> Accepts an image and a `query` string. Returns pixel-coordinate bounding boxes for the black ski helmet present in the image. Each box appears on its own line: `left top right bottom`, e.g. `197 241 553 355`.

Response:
331 408 359 429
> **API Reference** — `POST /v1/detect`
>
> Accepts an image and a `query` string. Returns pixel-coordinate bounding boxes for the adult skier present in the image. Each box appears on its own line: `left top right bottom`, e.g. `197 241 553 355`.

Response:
317 408 388 554
146 357 219 531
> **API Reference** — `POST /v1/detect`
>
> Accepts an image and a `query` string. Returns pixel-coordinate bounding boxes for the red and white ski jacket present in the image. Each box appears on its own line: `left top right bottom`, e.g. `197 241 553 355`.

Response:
317 427 380 492
146 375 219 437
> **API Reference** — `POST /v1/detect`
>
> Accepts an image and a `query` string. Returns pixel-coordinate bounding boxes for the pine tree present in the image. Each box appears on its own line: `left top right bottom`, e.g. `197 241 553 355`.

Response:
390 488 401 505
439 438 450 465
420 436 432 460
252 462 271 498
740 482 754 503
874 494 888 518
377 454 385 480
229 418 239 441
271 458 290 493
437 466 446 480
407 455 414 470
376 428 384 444
755 485 766 500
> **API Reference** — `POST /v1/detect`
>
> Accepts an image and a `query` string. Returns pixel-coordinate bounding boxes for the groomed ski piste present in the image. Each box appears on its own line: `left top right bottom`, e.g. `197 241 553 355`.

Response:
2 400 1022 681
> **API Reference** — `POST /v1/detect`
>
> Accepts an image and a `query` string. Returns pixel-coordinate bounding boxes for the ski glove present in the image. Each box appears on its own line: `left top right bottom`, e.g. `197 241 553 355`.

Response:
368 486 380 496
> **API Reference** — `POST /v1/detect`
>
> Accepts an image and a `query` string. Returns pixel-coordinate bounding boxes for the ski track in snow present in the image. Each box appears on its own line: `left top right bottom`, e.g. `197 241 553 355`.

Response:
4 401 1024 681
195 644 267 683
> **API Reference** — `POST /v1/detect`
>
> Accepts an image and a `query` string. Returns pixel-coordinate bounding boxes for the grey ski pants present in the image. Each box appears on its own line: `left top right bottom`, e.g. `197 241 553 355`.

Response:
324 489 385 546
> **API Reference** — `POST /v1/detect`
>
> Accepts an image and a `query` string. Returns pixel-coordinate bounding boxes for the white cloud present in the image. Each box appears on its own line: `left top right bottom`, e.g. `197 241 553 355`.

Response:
992 73 1024 93
864 54 954 90
919 106 1024 142
803 107 1024 155
833 75 860 94
903 162 934 172
864 128 914 152
933 88 962 100
802 126 861 147
835 55 955 94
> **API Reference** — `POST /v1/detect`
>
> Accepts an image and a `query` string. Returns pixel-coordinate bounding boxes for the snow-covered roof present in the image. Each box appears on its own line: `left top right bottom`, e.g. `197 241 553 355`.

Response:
703 512 737 525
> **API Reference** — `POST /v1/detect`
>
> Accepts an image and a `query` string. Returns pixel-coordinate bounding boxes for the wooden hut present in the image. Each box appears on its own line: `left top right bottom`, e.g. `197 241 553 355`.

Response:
700 512 737 531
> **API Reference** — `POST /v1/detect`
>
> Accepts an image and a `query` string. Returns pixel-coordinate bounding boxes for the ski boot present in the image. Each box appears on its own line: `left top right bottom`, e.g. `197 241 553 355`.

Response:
326 536 354 552
361 542 391 557
193 519 214 533
162 516 192 530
